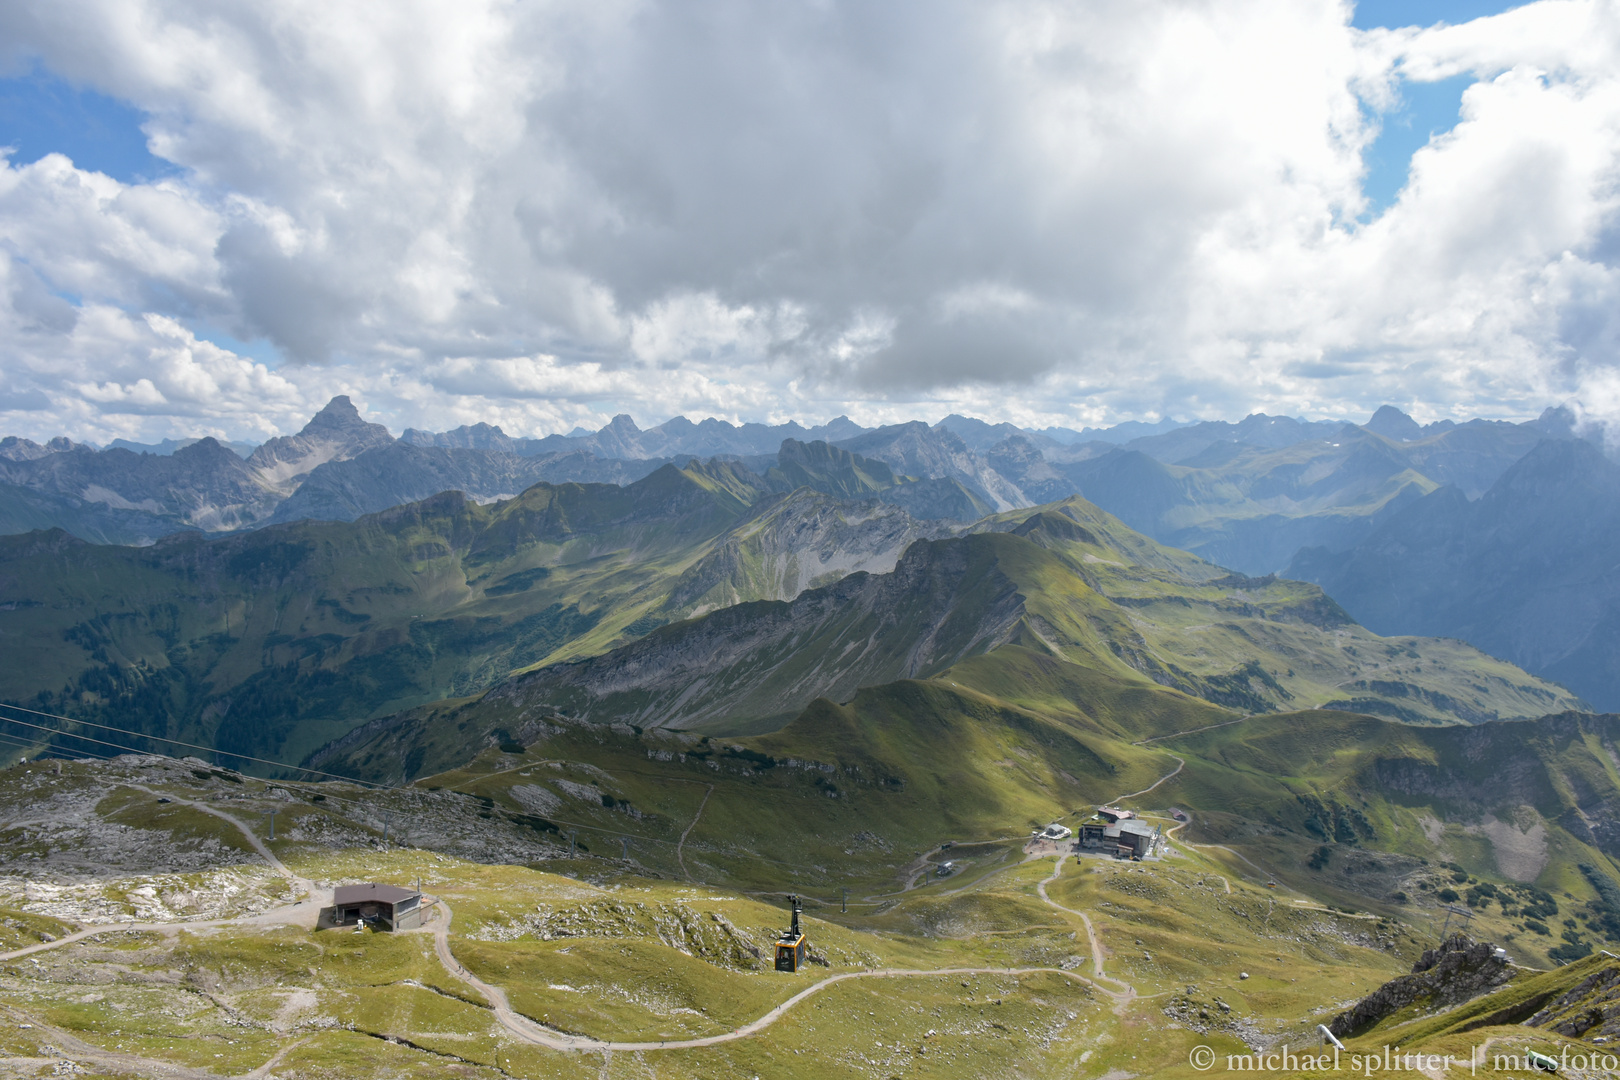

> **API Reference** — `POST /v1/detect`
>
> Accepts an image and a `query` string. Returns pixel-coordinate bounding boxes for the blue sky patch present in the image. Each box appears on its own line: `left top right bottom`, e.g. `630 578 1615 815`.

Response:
0 66 173 184
1360 73 1474 216
186 321 284 369
1351 1 1523 31
1351 3 1523 217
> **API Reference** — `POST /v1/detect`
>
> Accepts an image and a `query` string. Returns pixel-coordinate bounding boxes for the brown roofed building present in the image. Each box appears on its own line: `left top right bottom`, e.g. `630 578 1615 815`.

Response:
332 883 423 930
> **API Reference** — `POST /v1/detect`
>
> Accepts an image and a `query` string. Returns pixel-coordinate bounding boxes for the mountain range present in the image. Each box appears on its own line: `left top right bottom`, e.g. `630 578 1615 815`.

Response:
1291 437 1620 710
0 397 1589 554
1 461 1579 780
4 395 1618 711
12 396 1620 1029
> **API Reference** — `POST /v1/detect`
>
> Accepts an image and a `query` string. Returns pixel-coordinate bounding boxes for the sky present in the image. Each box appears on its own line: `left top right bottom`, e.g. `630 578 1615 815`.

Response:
1 0 1618 445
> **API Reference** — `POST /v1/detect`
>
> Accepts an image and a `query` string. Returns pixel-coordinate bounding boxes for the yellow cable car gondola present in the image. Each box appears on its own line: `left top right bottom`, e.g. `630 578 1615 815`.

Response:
774 894 807 972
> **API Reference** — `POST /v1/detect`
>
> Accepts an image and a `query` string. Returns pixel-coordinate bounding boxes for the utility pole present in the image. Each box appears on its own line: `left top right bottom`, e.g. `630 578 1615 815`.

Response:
268 811 275 841
382 811 391 846
620 836 629 861
569 830 577 858
841 887 849 913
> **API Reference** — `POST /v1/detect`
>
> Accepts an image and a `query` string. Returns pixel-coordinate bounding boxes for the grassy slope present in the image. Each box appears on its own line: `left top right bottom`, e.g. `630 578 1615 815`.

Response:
0 464 775 764
8 736 1620 1077
320 672 1620 970
304 498 1599 954
1158 436 1440 530
361 498 1577 761
1 476 1576 772
1157 709 1620 968
328 679 1176 896
981 500 1578 724
1 757 1431 1080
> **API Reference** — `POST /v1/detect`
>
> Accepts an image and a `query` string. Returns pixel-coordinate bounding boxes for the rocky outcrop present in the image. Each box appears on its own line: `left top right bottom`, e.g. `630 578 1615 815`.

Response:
835 422 1029 512
1527 963 1620 1039
1329 934 1514 1038
767 439 898 499
0 436 74 461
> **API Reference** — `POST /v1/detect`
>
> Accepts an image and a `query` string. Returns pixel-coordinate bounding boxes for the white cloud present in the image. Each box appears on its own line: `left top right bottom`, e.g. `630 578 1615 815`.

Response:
0 153 225 310
0 0 1619 442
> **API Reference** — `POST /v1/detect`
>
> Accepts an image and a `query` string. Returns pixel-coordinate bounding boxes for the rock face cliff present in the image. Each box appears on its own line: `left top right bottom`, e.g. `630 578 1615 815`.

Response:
245 395 397 496
1329 934 1514 1038
490 534 1029 730
666 489 957 616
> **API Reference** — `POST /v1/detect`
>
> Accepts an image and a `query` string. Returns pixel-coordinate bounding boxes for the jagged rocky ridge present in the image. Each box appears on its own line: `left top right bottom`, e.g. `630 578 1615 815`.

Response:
1329 934 1515 1037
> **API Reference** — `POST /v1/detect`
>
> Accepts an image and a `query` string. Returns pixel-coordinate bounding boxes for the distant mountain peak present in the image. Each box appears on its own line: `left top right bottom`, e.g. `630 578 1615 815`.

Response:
1487 434 1618 502
1365 405 1423 442
1528 405 1579 439
0 436 52 462
247 396 395 496
299 395 386 438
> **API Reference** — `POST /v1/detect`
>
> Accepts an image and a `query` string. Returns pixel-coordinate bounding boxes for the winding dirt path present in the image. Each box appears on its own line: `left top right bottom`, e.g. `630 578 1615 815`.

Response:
428 900 1115 1052
125 784 315 898
676 784 713 882
864 754 1192 907
1134 718 1249 746
1110 757 1185 803
0 895 327 964
1 786 326 964
1173 834 1273 885
1034 856 1135 1004
240 1036 315 1079
1163 819 1232 892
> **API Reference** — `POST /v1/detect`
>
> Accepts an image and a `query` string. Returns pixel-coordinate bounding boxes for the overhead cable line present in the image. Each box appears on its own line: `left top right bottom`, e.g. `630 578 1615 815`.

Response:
0 713 248 765
0 730 118 762
0 702 384 788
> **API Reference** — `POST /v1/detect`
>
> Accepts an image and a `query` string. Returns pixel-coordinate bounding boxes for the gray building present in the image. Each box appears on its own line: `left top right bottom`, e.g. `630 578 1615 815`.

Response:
1078 818 1156 858
332 883 424 930
1111 819 1157 858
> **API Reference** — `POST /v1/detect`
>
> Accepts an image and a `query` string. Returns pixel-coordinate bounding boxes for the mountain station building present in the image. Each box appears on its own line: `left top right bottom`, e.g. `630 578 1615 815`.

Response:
332 883 424 930
1079 818 1157 859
